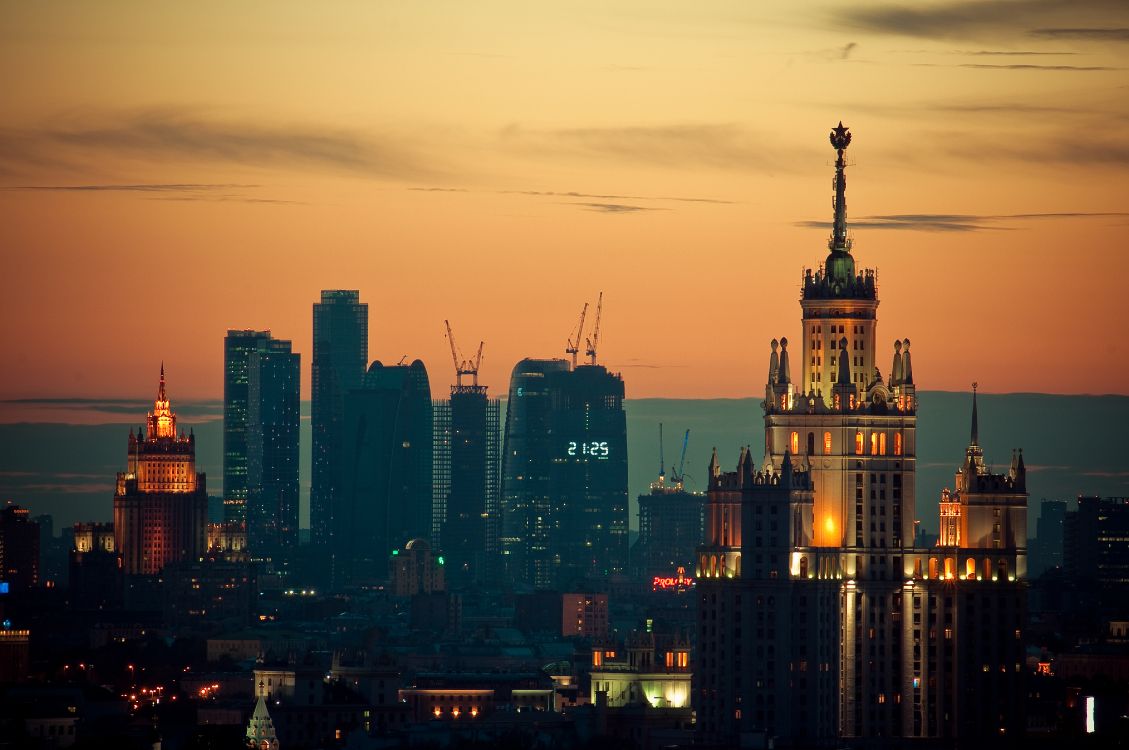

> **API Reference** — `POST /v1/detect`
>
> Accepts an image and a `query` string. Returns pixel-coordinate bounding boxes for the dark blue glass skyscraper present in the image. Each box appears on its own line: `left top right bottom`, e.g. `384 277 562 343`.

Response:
500 360 628 589
334 359 432 588
223 329 273 523
311 290 368 558
247 338 300 552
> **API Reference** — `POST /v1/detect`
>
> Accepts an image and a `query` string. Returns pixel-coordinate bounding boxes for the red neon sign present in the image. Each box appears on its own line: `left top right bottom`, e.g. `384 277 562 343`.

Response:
652 566 695 591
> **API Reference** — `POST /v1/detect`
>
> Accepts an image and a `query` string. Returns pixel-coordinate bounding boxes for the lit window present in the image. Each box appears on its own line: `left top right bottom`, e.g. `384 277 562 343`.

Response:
879 433 887 456
790 432 799 454
894 433 903 456
824 432 832 455
855 432 864 455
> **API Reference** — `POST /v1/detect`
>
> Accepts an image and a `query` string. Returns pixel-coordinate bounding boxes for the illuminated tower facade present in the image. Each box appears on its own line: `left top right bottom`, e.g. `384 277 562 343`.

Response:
761 123 917 740
311 290 368 554
903 388 1027 740
114 367 208 576
696 124 1026 746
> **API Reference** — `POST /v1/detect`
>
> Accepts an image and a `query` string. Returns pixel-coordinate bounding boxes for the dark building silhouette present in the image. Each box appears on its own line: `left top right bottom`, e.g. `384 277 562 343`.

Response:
69 522 122 610
433 385 501 587
222 329 273 523
334 359 432 587
1030 499 1067 577
113 367 207 577
311 290 368 557
246 337 300 553
0 502 39 591
631 476 704 579
500 359 627 589
1065 496 1129 612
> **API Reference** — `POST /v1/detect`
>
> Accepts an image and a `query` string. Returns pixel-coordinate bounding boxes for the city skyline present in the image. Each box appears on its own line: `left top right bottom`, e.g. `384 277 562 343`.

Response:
3 2 1128 401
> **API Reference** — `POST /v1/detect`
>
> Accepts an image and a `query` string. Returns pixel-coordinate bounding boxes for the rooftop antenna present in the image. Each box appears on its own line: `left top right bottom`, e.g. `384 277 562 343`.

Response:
658 423 666 484
566 302 588 370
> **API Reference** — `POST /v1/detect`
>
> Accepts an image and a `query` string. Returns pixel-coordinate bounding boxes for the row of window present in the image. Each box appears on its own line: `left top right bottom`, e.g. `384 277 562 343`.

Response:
787 430 904 456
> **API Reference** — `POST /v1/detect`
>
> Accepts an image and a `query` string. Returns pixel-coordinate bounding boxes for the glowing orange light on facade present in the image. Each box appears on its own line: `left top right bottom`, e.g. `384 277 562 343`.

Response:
433 706 441 718
790 431 799 454
894 433 903 456
855 431 863 455
823 432 832 454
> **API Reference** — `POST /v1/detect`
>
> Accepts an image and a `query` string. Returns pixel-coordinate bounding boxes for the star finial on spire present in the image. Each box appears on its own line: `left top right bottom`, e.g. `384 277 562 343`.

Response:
830 121 852 152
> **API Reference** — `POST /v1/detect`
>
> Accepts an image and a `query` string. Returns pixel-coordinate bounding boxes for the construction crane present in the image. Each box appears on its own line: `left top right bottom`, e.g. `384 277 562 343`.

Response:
445 319 484 387
669 429 691 488
585 292 603 365
565 302 588 370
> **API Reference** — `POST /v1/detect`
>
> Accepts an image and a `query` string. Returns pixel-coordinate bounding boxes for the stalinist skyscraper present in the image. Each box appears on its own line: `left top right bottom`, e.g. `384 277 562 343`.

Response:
696 124 1026 746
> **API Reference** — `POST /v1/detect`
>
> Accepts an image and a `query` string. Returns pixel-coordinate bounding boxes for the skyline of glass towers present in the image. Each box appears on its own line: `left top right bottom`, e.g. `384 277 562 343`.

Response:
311 290 368 560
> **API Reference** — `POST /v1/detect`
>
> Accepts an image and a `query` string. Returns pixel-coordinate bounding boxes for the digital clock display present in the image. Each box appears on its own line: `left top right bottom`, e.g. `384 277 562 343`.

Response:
567 440 610 459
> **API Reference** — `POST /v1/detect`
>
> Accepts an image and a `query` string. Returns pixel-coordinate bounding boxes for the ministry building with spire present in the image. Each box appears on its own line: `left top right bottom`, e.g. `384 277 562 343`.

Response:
695 124 1027 747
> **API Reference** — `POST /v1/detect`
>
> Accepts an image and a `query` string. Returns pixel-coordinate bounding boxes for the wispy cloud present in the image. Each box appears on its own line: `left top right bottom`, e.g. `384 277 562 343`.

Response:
409 186 733 205
501 123 794 172
1 183 257 193
1031 27 1129 41
953 63 1116 70
835 0 1128 40
572 202 664 214
0 109 444 182
796 211 1129 233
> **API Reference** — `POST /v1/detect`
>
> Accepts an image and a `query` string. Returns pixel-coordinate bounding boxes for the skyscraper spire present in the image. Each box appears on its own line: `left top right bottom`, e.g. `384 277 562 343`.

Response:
970 382 979 446
158 361 166 402
829 121 852 253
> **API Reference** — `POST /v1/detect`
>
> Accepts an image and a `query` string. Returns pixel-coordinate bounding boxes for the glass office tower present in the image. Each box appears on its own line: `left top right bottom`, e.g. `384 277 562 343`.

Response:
311 291 368 558
247 338 300 553
334 359 432 588
500 359 627 589
223 329 273 523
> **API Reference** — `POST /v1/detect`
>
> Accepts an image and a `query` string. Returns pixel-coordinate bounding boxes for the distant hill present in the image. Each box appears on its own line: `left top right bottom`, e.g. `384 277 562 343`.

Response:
2 393 1126 537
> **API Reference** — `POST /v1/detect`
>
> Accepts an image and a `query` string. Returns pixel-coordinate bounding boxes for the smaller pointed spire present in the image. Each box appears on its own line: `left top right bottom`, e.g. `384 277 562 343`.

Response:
768 339 779 384
777 337 791 385
902 339 913 385
742 446 755 484
891 340 903 387
781 447 794 485
970 382 979 446
709 447 719 478
158 362 166 400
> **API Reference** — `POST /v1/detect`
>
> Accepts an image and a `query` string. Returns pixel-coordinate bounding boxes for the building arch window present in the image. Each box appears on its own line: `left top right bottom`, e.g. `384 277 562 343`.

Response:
823 432 833 454
870 433 878 455
894 433 903 456
944 558 955 579
799 556 809 578
879 433 887 456
807 432 815 455
965 558 976 579
984 558 992 580
913 559 922 578
928 557 939 579
855 431 864 455
790 432 799 454
997 559 1008 580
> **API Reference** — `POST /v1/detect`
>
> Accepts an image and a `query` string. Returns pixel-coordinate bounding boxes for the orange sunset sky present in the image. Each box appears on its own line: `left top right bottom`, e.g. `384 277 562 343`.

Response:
2 1 1127 402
